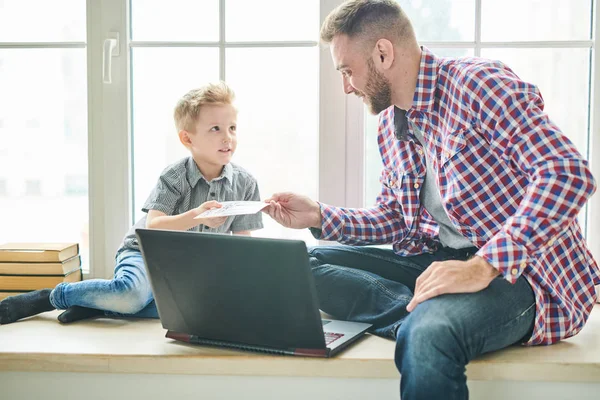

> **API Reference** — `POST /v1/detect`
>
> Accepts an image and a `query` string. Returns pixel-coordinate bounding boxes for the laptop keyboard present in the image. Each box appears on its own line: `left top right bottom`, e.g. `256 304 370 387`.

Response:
325 332 344 345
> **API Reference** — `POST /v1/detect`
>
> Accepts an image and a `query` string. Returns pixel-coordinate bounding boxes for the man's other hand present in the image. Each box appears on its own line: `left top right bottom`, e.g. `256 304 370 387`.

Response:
406 256 500 312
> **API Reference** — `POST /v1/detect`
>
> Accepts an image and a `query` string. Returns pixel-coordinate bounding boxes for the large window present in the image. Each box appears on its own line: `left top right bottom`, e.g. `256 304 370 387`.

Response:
1 0 598 278
363 0 598 243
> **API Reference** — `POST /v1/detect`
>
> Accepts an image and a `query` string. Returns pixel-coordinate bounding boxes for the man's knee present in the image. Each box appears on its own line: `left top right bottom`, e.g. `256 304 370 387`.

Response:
395 299 469 368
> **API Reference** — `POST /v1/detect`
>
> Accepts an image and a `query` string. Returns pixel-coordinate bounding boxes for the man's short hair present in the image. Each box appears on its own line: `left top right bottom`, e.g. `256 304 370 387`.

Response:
320 0 415 46
174 81 235 133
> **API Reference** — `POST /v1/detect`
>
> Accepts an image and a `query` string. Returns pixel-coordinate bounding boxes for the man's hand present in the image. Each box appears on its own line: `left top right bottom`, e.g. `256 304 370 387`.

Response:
406 255 500 312
263 192 322 229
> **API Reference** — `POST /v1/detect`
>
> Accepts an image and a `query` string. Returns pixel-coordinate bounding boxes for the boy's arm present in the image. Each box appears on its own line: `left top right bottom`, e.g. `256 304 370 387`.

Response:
146 209 200 231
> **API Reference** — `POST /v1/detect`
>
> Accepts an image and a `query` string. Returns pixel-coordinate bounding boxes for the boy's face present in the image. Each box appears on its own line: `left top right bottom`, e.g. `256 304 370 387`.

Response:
184 104 238 168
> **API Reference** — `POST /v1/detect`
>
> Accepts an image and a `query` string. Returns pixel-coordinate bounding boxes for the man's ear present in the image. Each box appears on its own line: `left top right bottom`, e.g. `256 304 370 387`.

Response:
374 39 394 70
178 130 192 148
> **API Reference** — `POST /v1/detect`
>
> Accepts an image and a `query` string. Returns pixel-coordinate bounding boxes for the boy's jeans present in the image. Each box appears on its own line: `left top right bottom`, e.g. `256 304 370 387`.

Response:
308 245 535 400
49 249 159 318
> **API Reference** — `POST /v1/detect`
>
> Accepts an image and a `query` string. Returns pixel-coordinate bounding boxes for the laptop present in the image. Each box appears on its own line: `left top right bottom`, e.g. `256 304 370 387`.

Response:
135 228 372 357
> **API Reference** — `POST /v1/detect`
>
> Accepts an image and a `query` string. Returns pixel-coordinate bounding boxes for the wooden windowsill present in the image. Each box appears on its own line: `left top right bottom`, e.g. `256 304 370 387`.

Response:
0 306 599 382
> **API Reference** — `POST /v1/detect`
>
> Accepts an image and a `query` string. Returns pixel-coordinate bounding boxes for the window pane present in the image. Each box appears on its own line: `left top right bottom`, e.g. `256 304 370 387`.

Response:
131 0 219 41
364 48 474 206
0 49 89 270
131 48 220 222
226 0 319 42
481 0 592 41
397 0 475 42
227 47 318 244
0 0 84 42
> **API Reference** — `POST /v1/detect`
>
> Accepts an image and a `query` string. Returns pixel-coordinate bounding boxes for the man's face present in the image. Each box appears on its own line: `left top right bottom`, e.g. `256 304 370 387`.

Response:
331 34 392 115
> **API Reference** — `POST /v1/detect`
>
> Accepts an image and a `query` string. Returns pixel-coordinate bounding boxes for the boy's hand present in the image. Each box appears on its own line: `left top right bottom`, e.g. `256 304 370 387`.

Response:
194 200 228 228
263 192 322 229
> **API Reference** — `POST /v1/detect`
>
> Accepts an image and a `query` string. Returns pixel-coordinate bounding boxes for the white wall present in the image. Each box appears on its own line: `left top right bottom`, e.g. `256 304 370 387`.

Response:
2 372 600 400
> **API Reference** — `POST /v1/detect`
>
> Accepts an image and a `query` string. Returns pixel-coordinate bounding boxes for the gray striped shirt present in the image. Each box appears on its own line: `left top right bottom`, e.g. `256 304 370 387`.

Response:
118 157 263 253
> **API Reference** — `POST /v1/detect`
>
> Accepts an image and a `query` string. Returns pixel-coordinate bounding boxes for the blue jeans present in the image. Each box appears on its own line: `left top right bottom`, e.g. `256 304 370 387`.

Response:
308 245 535 400
49 249 159 318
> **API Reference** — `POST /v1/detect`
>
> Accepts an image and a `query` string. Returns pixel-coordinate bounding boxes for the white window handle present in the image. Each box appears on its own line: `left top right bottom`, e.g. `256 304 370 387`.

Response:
102 32 120 84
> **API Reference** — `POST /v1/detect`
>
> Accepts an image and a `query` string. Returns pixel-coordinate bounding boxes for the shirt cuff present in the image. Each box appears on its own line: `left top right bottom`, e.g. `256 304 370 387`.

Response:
142 203 174 215
316 203 346 241
476 230 528 284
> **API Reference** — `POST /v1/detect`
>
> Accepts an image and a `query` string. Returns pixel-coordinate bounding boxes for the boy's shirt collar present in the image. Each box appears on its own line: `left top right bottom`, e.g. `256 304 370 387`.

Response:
186 157 233 187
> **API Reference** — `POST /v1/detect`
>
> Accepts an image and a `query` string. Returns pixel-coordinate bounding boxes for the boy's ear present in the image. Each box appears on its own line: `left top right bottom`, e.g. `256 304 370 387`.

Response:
178 130 192 148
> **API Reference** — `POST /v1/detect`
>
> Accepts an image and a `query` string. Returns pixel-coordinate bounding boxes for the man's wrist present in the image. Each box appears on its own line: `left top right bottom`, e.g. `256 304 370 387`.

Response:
311 201 322 229
469 255 499 279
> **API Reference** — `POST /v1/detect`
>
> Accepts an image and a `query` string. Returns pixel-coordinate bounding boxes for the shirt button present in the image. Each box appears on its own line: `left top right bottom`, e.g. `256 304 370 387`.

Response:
547 239 555 246
520 262 527 268
445 152 451 159
210 192 216 197
413 183 420 189
418 148 424 155
511 268 519 275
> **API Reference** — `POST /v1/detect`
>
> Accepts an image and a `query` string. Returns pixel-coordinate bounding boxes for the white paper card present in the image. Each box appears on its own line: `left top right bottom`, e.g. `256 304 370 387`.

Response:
194 201 268 219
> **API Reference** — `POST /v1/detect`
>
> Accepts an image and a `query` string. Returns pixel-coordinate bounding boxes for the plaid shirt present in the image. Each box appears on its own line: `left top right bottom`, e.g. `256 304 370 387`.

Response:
317 47 598 345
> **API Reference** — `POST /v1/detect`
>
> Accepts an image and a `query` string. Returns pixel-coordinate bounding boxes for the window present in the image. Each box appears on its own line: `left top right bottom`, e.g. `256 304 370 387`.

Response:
5 1 595 279
129 0 320 244
361 0 599 255
1 0 339 279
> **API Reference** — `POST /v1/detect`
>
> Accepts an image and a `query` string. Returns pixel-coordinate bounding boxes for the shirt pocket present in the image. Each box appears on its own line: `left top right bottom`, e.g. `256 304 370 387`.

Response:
383 169 420 231
383 169 402 191
440 129 467 168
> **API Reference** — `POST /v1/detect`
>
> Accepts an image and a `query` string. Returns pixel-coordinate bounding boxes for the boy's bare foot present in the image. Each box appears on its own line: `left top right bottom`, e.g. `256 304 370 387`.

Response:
0 289 54 324
58 306 103 323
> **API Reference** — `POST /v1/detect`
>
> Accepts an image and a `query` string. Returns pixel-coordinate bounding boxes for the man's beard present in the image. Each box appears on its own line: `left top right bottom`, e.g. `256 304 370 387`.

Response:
359 57 392 115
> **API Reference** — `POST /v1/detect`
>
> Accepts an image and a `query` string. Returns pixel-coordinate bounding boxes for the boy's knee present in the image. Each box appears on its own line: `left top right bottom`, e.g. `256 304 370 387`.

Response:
102 281 151 314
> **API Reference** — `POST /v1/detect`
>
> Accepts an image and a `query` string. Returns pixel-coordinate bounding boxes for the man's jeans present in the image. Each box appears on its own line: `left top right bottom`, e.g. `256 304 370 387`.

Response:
49 249 159 318
309 245 535 400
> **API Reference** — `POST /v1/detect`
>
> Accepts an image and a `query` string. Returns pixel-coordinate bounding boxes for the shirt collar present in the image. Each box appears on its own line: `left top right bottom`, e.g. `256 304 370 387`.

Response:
186 157 233 187
410 46 438 113
394 47 438 141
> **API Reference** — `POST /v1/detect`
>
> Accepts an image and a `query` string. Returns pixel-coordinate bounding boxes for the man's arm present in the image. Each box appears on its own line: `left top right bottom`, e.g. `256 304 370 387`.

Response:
466 65 596 283
266 109 409 245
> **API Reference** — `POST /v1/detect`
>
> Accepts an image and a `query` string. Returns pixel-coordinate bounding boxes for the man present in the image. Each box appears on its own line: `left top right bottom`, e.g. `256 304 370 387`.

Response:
264 0 599 399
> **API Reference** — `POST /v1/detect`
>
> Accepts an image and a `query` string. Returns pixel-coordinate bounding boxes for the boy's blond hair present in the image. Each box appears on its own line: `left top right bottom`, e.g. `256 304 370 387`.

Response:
174 81 236 133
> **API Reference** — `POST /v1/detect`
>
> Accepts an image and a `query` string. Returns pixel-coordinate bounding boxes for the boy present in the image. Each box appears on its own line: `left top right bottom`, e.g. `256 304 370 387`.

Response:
0 81 263 324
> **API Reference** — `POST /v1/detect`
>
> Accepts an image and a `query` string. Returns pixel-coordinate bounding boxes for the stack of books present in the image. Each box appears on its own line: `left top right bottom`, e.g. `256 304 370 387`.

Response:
0 243 82 301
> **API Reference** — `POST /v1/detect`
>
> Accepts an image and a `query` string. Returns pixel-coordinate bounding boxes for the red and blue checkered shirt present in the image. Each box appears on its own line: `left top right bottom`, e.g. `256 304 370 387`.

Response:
317 47 598 345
